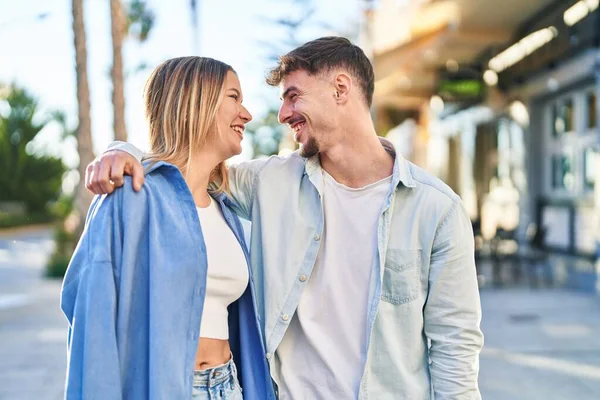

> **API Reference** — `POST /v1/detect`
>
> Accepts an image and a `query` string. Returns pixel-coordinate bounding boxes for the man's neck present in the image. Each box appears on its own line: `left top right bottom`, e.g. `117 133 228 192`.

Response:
319 131 394 189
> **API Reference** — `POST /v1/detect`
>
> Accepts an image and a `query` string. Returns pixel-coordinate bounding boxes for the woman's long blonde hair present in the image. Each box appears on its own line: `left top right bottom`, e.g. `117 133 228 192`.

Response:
143 56 233 193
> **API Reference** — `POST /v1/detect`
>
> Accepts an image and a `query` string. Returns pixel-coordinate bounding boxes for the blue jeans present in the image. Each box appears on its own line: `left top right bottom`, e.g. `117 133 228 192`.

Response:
192 357 243 400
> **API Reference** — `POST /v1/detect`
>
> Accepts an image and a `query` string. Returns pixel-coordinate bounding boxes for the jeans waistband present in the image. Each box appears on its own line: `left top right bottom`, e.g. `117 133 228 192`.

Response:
193 356 237 389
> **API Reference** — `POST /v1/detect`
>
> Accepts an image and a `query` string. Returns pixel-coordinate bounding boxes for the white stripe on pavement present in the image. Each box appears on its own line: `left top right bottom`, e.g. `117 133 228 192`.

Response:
0 293 31 310
482 347 600 380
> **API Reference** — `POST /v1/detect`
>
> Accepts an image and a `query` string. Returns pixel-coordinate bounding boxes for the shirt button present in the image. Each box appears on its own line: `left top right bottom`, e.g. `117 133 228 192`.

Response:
299 274 307 282
282 313 289 321
266 353 272 360
314 233 320 241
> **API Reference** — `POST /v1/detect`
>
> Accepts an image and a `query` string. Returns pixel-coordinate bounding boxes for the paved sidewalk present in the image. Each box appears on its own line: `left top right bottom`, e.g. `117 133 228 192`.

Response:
0 227 66 400
479 288 600 399
0 280 66 400
2 227 600 399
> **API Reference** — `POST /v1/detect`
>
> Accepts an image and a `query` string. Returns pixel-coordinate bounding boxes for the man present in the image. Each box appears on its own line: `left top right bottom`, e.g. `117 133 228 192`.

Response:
87 37 483 399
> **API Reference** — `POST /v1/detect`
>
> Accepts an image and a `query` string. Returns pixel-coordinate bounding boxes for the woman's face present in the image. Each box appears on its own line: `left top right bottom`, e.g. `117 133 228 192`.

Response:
213 70 252 159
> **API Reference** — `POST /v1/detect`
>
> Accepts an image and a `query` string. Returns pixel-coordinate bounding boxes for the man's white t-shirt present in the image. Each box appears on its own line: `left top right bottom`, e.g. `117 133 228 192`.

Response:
273 170 392 399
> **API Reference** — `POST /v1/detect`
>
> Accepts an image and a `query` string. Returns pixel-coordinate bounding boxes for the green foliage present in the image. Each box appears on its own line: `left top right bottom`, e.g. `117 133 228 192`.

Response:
257 0 321 62
249 0 359 157
44 198 77 278
247 0 320 157
0 84 67 214
49 195 74 220
48 110 76 139
127 0 155 42
0 211 54 229
45 243 72 278
246 108 288 157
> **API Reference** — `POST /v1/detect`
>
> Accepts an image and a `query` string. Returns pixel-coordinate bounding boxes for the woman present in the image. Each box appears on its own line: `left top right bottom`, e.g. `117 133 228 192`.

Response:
61 57 273 400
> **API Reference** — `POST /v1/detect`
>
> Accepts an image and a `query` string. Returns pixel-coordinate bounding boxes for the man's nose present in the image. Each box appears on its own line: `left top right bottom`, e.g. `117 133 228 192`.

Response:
278 103 292 124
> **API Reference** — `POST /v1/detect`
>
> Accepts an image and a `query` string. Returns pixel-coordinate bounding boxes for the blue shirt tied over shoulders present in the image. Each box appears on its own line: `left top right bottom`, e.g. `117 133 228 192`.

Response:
60 161 274 400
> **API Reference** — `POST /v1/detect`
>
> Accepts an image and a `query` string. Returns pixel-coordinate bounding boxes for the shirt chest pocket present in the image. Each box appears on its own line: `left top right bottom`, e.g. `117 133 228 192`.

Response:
381 249 422 305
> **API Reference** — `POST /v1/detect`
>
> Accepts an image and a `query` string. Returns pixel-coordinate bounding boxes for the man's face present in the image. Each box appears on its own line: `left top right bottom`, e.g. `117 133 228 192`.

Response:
278 69 336 158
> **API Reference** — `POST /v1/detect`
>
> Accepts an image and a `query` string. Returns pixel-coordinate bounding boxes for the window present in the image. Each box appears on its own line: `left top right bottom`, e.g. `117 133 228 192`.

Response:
546 87 597 196
584 148 596 190
588 92 597 130
551 152 574 190
553 99 574 136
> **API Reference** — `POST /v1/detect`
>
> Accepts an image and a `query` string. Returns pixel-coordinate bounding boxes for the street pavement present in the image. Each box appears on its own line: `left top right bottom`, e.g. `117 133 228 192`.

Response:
479 288 600 399
1 226 600 399
0 227 66 400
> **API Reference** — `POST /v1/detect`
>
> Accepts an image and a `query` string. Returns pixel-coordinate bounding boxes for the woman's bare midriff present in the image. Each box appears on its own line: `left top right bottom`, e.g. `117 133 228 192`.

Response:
194 337 232 370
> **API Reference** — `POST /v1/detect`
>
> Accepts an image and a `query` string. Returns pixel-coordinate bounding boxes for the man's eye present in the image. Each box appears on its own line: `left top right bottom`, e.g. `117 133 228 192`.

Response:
290 93 297 100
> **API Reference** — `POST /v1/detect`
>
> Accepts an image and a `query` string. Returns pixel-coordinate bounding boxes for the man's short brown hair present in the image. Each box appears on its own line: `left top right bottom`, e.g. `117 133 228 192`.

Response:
266 36 375 107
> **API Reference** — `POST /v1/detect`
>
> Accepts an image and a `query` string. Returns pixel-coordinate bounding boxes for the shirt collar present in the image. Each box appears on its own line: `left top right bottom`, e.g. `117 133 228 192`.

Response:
143 160 174 175
304 137 416 190
142 160 236 207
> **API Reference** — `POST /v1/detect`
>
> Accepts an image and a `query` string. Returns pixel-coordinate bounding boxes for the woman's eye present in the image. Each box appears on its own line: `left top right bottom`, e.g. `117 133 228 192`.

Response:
230 94 239 101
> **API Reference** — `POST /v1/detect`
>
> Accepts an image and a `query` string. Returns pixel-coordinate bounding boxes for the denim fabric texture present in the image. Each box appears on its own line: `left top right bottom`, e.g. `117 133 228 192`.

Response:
61 161 274 400
192 357 243 400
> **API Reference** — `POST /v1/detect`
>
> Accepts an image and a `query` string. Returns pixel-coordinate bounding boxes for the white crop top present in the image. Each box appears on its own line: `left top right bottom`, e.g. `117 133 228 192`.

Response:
196 197 249 340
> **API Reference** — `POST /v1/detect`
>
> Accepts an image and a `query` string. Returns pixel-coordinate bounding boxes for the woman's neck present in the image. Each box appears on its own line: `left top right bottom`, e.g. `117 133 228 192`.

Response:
184 153 220 208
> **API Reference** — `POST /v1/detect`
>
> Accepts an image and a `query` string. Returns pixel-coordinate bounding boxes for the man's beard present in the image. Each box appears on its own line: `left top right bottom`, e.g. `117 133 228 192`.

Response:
299 136 319 158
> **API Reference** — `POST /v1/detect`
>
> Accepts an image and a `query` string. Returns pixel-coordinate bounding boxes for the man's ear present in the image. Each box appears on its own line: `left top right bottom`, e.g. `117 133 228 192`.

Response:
333 73 352 104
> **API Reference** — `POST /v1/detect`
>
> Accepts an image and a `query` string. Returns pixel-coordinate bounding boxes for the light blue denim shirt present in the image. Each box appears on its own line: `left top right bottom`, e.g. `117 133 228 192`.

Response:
60 161 274 400
112 139 484 399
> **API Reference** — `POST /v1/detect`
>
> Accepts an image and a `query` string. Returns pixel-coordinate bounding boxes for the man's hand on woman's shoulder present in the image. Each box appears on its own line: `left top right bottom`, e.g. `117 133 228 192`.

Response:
86 150 145 195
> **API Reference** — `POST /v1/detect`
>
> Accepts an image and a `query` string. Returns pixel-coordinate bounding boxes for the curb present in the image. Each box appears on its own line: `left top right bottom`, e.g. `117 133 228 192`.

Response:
0 223 55 238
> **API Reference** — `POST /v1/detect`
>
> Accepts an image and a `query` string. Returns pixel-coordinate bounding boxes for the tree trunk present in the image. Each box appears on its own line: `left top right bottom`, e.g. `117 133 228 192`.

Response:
72 0 95 235
190 0 200 54
110 0 127 141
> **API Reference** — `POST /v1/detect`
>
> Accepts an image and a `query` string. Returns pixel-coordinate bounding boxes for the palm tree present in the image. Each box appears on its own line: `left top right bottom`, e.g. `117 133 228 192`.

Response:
190 0 200 54
110 0 127 142
71 0 95 234
110 0 154 142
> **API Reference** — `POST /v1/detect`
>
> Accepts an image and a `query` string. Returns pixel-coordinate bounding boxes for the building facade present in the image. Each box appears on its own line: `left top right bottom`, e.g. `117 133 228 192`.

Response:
367 0 600 291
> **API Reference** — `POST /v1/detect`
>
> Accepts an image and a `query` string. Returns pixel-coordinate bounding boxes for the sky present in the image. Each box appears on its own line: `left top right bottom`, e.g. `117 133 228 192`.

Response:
0 0 362 173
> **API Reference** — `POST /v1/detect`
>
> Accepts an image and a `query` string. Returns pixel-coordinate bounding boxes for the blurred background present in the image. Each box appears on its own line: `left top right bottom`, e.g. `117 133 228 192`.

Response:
0 0 599 399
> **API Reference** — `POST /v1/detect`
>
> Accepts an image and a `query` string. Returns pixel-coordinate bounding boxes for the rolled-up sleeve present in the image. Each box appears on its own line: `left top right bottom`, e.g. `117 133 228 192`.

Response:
106 140 145 161
424 200 484 399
